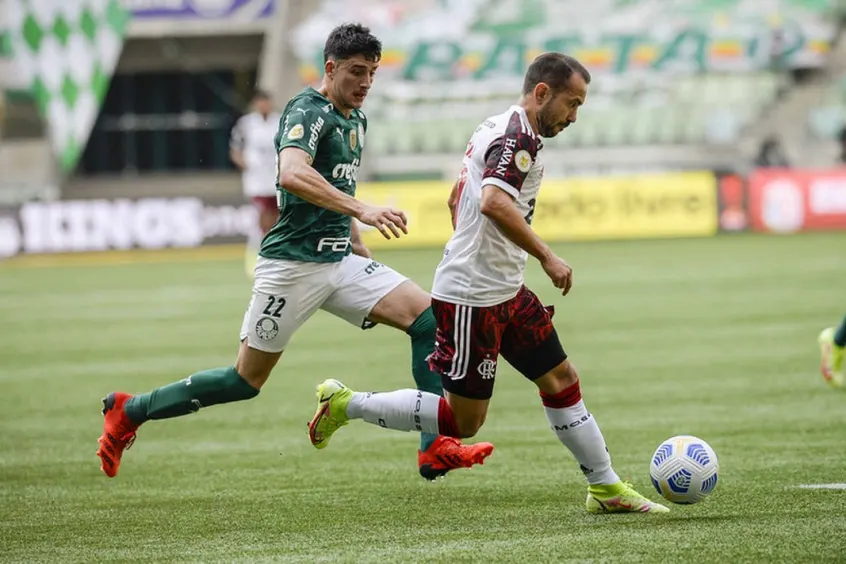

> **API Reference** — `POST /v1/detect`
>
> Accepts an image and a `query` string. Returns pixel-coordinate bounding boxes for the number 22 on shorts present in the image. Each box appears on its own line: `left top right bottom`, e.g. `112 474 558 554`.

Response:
262 295 287 318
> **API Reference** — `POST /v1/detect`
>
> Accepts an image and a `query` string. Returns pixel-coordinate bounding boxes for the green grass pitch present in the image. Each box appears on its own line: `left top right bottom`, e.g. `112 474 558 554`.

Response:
1 233 845 563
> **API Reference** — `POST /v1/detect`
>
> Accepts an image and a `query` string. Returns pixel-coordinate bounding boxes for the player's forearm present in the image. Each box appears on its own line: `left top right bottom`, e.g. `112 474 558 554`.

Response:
229 150 246 171
480 189 552 262
279 164 365 219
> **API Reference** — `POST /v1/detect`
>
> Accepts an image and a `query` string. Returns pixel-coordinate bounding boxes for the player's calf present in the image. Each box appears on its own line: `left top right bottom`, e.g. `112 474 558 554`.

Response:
96 347 269 477
443 392 489 439
308 380 495 476
531 360 620 486
309 380 469 439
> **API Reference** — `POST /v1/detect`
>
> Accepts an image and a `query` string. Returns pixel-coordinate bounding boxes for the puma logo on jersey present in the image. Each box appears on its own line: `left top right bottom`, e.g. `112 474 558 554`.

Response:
308 117 325 151
496 137 518 177
296 108 308 115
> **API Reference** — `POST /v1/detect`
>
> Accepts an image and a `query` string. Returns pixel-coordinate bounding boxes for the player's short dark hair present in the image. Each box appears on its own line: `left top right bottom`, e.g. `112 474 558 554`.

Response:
522 53 591 95
323 23 382 64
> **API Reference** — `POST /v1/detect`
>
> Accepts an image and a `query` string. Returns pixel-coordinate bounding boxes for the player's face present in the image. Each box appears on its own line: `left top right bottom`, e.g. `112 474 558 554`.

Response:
537 74 587 138
327 54 379 110
253 97 272 116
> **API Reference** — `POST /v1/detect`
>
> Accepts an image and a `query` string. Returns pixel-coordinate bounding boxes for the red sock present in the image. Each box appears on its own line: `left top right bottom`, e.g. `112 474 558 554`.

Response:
539 380 582 408
437 398 461 438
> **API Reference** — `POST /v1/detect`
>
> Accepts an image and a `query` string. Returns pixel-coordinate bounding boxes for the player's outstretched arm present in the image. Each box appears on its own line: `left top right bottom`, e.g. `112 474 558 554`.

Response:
480 185 573 295
279 147 365 216
278 147 407 239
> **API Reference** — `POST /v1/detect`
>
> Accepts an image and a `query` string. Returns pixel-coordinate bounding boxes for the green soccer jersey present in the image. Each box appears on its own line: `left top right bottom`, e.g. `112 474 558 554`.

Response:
259 87 366 263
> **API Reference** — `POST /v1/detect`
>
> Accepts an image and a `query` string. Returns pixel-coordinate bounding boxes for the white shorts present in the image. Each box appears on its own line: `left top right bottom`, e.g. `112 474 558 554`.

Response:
239 254 408 353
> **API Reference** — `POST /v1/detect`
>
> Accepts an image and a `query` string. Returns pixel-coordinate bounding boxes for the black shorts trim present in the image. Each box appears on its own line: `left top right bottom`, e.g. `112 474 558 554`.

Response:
502 328 567 381
440 373 495 400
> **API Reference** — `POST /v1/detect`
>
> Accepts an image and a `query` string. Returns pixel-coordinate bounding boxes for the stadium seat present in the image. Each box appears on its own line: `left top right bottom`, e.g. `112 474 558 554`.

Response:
297 0 840 153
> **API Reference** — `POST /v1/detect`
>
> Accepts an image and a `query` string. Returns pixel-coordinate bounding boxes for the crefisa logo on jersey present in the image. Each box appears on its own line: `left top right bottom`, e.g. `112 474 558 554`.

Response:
332 157 360 186
308 117 325 151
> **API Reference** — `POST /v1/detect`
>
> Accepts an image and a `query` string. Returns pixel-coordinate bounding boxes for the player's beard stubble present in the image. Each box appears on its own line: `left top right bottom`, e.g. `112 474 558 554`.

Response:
537 103 569 138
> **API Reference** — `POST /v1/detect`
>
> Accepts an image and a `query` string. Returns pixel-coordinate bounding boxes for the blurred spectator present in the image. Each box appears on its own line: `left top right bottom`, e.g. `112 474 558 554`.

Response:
229 90 281 277
769 27 785 71
755 135 790 168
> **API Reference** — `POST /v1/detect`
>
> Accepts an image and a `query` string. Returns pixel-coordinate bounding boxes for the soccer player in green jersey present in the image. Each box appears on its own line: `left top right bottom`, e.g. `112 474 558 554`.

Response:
96 24 493 480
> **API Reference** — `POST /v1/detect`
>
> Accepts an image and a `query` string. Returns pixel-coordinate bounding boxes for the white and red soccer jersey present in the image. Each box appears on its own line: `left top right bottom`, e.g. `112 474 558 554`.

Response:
431 105 544 307
230 111 282 198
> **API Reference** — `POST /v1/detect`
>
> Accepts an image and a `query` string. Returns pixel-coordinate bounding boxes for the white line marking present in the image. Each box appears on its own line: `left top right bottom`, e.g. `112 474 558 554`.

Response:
794 483 846 490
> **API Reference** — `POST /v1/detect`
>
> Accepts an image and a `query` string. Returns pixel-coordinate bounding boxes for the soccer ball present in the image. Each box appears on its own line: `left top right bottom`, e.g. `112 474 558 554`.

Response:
649 435 719 504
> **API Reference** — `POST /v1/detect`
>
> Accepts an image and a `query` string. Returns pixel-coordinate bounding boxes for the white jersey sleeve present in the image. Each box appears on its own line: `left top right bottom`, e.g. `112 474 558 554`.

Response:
431 105 545 307
234 112 282 198
230 116 246 152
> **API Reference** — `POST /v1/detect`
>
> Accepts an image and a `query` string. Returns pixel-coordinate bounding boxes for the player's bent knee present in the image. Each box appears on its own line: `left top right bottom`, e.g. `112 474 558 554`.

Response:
535 360 579 396
235 340 282 390
556 360 579 386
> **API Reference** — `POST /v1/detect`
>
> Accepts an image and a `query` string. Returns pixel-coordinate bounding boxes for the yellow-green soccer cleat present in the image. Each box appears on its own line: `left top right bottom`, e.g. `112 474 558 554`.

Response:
818 328 845 389
586 481 670 514
308 379 354 449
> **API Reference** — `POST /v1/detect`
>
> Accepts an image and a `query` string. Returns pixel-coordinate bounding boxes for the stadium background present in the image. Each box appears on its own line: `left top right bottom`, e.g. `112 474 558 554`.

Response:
2 1 846 562
2 0 846 254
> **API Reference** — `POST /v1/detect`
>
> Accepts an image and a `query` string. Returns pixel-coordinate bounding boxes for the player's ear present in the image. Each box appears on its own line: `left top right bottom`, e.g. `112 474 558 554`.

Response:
324 58 336 78
534 83 551 105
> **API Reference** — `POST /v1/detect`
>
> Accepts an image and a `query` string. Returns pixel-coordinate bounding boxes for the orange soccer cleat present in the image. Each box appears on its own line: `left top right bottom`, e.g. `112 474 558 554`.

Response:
97 392 139 478
418 436 495 481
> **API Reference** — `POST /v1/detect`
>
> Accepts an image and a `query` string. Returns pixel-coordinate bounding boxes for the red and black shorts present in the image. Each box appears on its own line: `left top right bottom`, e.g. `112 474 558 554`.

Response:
428 286 567 400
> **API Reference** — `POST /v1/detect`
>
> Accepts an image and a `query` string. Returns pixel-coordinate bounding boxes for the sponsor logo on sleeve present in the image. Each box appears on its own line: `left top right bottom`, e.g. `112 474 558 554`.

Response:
515 149 532 173
287 124 304 140
308 117 325 151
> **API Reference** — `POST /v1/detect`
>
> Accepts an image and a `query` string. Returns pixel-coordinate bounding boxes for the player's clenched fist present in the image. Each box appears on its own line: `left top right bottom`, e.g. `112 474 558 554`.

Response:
541 254 573 296
358 205 409 239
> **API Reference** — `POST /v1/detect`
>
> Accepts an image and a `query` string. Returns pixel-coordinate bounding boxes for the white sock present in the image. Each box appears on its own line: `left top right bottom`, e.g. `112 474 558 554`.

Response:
346 389 442 434
544 398 619 486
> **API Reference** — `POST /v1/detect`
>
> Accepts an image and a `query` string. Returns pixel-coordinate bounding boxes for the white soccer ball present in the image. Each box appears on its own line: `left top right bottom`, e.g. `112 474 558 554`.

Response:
649 435 719 504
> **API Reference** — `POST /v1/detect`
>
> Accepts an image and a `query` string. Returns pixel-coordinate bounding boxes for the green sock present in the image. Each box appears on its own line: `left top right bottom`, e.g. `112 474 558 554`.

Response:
407 307 442 452
123 366 259 425
835 314 846 348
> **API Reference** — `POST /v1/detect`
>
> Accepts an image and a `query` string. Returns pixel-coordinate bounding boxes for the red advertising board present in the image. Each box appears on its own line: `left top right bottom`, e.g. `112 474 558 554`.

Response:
749 169 846 233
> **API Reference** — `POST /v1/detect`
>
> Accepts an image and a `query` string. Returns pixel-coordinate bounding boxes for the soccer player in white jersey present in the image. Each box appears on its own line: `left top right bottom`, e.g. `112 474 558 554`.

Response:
230 90 283 277
309 53 669 513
